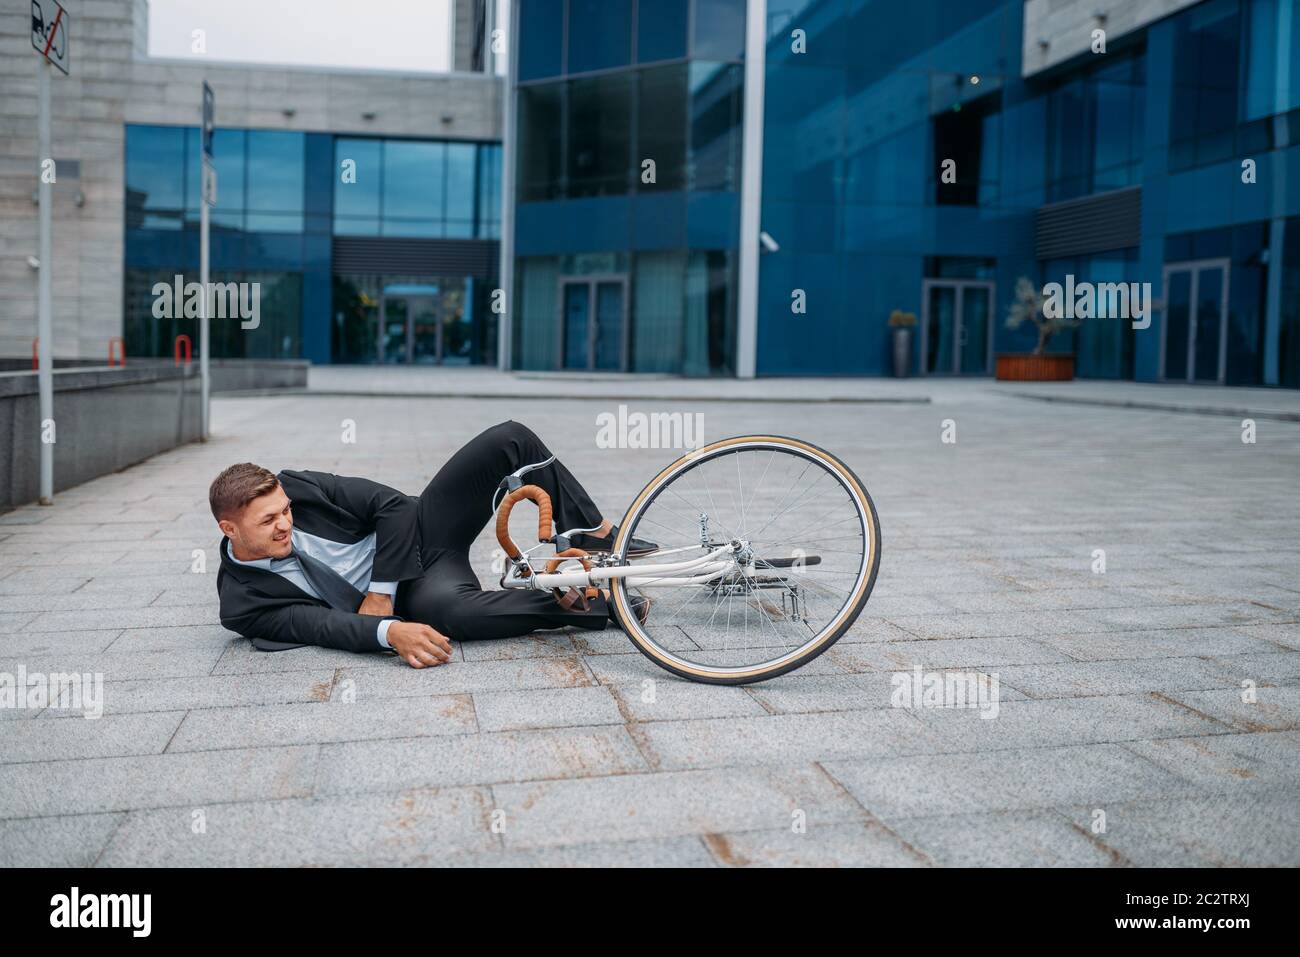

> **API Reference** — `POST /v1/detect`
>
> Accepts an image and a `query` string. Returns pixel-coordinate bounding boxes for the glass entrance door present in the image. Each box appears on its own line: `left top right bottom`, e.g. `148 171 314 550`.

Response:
411 296 440 364
380 297 410 364
1162 260 1229 383
921 279 994 375
559 276 628 371
378 283 467 365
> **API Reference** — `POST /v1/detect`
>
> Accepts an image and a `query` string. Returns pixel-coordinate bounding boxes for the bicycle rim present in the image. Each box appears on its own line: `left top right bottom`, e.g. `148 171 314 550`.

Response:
611 436 880 684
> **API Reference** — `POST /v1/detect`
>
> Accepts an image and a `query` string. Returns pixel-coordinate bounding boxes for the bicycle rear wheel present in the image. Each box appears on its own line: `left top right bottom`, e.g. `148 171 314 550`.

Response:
609 435 880 684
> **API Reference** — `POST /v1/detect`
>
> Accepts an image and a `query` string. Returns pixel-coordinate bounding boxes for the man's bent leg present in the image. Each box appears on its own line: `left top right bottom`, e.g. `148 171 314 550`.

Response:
398 550 608 640
417 420 604 561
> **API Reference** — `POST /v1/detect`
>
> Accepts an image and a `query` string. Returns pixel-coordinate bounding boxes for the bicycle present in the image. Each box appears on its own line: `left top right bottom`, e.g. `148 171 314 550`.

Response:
495 435 881 685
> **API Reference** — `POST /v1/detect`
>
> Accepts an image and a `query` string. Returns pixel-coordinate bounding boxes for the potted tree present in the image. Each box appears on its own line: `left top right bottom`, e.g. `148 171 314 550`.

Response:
889 309 917 378
997 276 1077 381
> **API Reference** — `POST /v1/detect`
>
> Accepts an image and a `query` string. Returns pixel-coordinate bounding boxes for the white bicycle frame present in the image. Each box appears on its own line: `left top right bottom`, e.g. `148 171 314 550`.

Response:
500 543 747 592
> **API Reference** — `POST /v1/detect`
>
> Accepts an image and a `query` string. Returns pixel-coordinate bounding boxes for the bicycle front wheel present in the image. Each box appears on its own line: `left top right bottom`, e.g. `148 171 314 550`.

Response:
609 435 881 685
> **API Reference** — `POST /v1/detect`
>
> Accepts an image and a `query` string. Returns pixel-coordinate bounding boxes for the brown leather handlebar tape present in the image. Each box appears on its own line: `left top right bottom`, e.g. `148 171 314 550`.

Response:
544 547 592 575
495 484 555 568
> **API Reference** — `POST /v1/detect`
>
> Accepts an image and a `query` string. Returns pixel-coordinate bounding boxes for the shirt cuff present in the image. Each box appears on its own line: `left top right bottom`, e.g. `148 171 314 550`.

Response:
377 617 398 649
367 581 399 596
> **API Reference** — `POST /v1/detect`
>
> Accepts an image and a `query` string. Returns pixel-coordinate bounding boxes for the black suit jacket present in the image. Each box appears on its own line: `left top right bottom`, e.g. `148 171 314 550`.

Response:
216 470 423 653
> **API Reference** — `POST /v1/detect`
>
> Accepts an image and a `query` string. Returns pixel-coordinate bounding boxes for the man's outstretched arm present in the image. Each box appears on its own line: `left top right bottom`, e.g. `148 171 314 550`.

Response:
222 601 451 665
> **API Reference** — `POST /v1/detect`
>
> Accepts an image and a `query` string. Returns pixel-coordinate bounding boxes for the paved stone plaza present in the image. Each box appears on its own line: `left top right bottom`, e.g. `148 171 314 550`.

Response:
1 378 1297 866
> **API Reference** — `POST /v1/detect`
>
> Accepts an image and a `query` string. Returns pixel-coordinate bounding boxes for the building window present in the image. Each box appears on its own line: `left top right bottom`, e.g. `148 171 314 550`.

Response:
125 125 185 229
1169 0 1272 172
519 63 741 201
567 73 633 197
517 84 565 201
1045 50 1145 202
933 94 1000 206
333 138 502 238
638 0 688 63
333 138 382 235
694 0 746 61
126 124 306 233
566 0 631 74
690 61 743 191
518 0 563 81
383 141 446 236
124 268 302 360
638 65 688 190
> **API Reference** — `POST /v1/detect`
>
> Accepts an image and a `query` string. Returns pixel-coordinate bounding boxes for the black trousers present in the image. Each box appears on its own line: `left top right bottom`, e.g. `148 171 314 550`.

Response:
396 420 611 640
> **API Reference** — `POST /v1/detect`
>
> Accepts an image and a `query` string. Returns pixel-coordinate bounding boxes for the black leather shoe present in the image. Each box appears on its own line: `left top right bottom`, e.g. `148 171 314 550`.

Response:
570 525 658 557
608 593 652 630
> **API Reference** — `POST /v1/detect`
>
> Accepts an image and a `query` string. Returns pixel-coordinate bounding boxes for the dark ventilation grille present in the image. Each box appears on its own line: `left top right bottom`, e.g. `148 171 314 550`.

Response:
1035 186 1141 260
332 237 500 279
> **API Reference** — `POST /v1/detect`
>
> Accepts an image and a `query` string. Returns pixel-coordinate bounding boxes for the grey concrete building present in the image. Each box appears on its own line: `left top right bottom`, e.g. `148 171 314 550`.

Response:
0 0 503 364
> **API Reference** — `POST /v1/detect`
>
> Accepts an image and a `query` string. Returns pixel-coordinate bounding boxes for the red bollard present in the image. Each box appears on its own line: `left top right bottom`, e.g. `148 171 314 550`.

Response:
31 338 39 370
108 337 126 367
174 334 193 365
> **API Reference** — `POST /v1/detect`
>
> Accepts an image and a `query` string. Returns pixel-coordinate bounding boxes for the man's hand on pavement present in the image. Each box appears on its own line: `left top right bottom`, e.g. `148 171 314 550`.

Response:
386 621 453 668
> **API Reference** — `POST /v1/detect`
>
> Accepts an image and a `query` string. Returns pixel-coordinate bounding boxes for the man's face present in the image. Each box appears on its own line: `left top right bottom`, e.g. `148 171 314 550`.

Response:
218 485 293 560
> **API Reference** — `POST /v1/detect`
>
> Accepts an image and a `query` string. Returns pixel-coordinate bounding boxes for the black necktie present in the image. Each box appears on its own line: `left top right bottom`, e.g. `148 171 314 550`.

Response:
292 547 365 612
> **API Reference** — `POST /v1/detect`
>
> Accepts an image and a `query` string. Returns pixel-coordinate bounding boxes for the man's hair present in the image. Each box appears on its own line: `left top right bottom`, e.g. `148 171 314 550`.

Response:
209 463 279 521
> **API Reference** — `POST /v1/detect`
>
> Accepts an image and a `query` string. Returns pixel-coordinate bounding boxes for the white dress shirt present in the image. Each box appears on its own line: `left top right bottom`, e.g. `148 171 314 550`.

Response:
227 527 400 648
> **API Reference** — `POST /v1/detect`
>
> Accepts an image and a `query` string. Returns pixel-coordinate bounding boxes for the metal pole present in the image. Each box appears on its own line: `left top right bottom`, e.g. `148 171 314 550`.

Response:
496 0 517 370
37 57 54 505
200 163 210 441
736 0 768 379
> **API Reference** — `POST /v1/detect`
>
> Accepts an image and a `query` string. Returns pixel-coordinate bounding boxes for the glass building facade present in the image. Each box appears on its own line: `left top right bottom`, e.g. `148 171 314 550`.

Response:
123 125 502 365
758 0 1300 385
511 0 746 373
508 0 1300 386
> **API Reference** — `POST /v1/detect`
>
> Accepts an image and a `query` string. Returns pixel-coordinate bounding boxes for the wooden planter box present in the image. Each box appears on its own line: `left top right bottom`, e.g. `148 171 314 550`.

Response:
995 353 1075 381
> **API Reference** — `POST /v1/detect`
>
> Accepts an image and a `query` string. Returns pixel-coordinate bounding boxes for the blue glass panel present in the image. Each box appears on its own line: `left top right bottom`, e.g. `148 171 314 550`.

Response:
519 0 563 80
567 73 632 197
1194 267 1225 381
246 132 303 219
126 125 186 230
568 0 631 74
637 0 687 62
445 142 476 238
694 0 746 61
333 216 380 236
476 144 502 238
382 140 445 234
563 283 590 368
334 138 381 227
690 61 743 191
594 281 624 369
185 127 245 228
1164 271 1192 380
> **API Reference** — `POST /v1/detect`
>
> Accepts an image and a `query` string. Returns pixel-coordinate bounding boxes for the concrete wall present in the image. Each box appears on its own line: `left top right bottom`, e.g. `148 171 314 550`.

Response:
0 364 201 509
209 358 308 393
1022 0 1203 76
0 0 502 362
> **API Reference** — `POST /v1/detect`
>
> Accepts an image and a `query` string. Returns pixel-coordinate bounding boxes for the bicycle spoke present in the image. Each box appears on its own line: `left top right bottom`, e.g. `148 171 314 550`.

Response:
613 441 875 678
